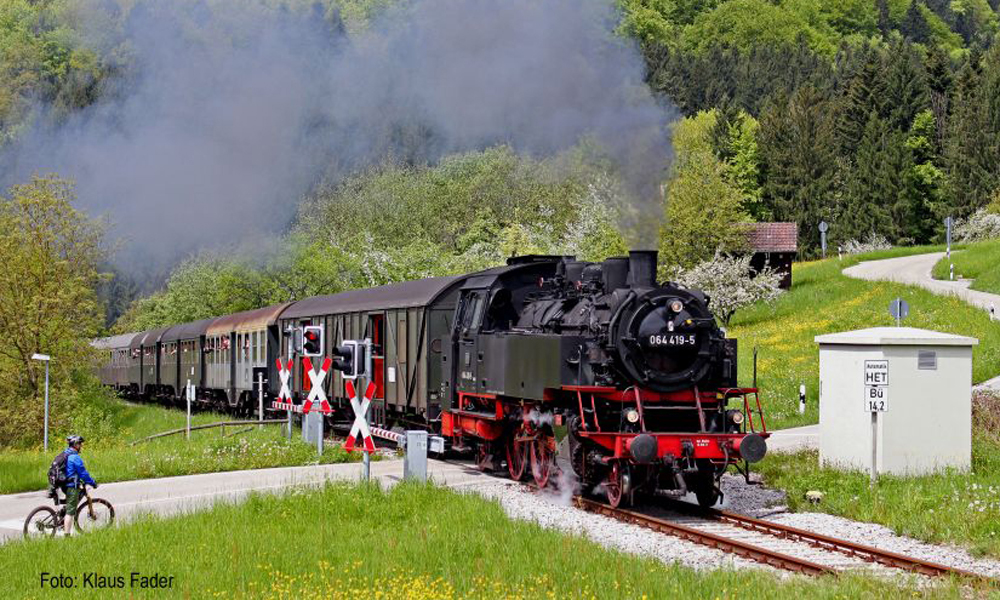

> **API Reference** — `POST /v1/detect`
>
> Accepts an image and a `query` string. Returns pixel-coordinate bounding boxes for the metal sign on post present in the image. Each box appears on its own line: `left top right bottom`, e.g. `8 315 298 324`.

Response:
864 359 888 485
888 297 909 327
818 221 829 259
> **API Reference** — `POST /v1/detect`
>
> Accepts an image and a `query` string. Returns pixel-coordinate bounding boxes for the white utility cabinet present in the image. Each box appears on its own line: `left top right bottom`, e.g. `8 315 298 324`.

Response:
815 327 977 475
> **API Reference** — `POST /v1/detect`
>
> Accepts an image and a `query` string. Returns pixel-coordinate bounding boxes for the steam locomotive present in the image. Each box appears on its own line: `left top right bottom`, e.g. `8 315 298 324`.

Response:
95 251 768 507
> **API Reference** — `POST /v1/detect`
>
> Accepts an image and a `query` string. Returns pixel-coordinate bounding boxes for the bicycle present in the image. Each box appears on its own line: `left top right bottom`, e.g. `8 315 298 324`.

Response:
23 483 115 538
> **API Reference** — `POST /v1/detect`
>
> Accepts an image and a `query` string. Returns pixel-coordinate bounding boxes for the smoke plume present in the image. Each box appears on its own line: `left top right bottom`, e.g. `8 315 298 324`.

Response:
2 0 675 276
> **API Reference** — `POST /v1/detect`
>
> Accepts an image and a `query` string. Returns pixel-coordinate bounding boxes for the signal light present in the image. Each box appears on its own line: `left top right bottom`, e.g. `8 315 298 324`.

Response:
302 325 324 357
332 340 368 379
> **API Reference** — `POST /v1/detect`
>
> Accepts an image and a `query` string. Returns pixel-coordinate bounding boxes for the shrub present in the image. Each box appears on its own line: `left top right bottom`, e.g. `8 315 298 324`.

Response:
671 251 784 326
955 209 1000 243
841 233 892 255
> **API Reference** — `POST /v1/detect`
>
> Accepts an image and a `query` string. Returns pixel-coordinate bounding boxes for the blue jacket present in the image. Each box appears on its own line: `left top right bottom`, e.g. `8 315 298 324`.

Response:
64 448 96 488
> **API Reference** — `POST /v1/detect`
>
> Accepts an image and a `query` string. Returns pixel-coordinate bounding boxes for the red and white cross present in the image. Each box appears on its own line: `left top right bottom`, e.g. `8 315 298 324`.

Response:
344 379 376 453
271 358 294 411
301 357 333 415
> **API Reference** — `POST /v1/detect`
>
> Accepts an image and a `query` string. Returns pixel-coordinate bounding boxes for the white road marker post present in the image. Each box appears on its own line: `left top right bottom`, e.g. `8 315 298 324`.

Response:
798 383 806 415
186 379 192 440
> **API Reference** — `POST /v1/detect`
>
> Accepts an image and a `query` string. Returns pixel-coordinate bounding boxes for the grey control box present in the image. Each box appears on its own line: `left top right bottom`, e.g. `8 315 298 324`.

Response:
404 430 428 482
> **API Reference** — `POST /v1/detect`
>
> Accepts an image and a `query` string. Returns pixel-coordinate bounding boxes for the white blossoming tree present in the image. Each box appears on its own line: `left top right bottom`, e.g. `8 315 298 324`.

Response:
672 251 784 326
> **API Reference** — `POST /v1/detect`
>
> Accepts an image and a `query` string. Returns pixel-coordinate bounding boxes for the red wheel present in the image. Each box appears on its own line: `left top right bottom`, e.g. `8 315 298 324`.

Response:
605 461 629 508
506 436 528 481
530 434 555 488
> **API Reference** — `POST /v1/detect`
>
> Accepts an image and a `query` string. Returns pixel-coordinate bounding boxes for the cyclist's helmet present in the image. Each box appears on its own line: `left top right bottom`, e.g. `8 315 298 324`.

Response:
66 435 84 445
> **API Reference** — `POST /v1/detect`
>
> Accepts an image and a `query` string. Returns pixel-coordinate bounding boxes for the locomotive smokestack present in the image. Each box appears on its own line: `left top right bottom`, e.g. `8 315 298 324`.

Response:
628 250 658 287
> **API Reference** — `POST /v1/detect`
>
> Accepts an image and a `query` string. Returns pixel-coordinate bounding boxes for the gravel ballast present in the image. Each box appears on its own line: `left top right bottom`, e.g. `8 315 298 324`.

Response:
464 476 1000 581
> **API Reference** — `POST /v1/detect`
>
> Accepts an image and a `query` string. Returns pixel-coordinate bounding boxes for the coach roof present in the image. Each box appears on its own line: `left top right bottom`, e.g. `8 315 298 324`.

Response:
280 275 466 320
162 318 216 343
94 333 139 350
206 303 294 336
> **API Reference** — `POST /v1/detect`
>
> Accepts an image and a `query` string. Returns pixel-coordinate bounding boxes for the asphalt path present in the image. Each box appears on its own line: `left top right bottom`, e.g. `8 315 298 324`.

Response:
0 458 493 545
843 250 1000 390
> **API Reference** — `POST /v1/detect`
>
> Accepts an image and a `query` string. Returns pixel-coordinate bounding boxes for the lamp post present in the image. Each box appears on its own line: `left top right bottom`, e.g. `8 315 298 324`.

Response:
32 353 51 452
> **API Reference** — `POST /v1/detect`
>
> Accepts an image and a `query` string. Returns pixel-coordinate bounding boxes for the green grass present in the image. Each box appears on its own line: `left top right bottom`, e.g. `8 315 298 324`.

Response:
757 442 1000 559
730 245 1000 430
754 390 1000 559
932 240 1000 295
0 482 962 599
0 398 358 494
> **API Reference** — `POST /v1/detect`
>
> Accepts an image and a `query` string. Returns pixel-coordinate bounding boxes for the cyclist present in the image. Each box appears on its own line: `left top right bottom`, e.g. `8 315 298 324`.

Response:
62 435 97 535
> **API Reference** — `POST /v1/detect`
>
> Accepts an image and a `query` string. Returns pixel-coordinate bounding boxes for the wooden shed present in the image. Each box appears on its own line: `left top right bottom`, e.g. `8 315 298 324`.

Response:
746 222 798 289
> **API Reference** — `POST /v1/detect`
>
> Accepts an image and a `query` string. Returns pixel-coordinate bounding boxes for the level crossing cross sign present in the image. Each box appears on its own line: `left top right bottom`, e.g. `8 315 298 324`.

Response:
344 379 377 453
301 357 333 415
271 358 295 411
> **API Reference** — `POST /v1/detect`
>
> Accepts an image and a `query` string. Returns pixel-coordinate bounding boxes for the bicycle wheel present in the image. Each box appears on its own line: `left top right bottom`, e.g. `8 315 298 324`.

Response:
23 506 59 539
74 498 115 532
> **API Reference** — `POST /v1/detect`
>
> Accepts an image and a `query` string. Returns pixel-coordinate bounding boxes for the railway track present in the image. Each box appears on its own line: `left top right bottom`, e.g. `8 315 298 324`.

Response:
571 494 991 583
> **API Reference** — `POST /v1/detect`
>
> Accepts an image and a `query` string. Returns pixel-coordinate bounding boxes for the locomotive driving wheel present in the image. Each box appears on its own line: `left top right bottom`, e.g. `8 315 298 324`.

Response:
530 432 556 488
605 461 631 508
694 459 721 508
506 431 529 481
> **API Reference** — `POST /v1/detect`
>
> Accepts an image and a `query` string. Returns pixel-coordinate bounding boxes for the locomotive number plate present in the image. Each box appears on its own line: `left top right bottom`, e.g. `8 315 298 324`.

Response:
647 334 696 347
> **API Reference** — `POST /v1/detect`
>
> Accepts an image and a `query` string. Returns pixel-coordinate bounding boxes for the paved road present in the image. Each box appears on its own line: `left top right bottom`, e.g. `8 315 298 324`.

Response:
843 251 1000 312
844 251 1000 390
0 459 493 544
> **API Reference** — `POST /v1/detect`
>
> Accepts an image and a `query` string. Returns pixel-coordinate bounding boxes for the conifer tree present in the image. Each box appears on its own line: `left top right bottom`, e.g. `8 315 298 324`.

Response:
901 0 932 44
840 113 899 240
758 86 839 254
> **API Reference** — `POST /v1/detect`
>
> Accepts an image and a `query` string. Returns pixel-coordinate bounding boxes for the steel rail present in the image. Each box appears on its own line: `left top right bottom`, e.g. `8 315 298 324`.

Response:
573 496 836 576
681 502 987 581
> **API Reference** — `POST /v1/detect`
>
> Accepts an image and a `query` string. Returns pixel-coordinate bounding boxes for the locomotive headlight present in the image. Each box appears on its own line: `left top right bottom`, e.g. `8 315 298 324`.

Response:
727 409 745 425
625 408 640 424
669 300 684 313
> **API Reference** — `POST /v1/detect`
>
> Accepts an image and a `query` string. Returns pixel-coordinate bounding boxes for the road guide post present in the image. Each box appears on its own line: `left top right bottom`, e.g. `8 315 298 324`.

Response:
186 379 192 440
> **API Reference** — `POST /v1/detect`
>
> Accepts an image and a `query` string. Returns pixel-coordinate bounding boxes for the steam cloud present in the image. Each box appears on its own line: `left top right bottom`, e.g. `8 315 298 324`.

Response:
2 0 675 276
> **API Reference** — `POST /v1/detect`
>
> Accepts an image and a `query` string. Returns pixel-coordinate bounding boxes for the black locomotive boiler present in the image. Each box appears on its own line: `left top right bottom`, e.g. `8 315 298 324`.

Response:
95 251 768 507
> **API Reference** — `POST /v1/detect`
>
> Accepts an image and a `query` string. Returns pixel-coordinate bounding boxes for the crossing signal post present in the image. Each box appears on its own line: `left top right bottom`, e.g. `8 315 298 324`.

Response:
302 325 324 356
335 339 374 479
332 340 368 379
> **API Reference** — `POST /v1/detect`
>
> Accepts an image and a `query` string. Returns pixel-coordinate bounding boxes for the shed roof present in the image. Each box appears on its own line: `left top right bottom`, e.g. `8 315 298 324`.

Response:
162 318 216 343
815 327 978 347
207 303 293 335
747 222 798 253
280 276 465 319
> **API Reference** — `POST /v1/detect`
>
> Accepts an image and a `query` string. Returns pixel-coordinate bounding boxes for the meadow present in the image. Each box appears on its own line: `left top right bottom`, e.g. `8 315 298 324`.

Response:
932 240 1000 295
0 482 962 599
730 245 999 430
0 397 356 494
758 388 1000 557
